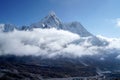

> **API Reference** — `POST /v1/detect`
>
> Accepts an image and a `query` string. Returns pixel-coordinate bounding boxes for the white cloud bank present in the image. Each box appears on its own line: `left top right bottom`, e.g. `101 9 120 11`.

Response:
0 28 120 58
0 28 80 57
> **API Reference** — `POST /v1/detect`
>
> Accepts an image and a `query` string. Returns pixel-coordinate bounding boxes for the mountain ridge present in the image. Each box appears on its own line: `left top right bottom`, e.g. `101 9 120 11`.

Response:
0 12 91 36
0 12 106 46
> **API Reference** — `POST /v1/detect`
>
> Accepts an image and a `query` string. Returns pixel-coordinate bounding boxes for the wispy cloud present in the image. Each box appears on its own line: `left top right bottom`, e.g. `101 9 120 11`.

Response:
106 18 120 28
116 18 120 27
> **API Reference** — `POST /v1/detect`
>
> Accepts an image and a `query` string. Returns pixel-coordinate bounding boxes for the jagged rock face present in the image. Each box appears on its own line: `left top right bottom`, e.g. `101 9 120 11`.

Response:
18 26 33 31
0 24 16 32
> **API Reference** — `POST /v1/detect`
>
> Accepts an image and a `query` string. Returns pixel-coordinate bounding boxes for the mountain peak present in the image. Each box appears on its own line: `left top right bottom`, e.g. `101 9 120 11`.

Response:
30 11 62 29
44 11 61 24
48 11 56 17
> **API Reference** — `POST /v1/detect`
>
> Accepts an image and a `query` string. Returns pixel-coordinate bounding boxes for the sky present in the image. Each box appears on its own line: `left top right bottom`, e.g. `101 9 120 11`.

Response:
0 0 120 37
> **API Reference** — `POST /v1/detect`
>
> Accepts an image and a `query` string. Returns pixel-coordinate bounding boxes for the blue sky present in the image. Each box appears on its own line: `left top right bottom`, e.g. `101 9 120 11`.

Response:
0 0 120 37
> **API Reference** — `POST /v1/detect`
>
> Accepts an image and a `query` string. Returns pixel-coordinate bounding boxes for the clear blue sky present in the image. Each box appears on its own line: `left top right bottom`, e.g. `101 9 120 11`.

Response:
0 0 120 37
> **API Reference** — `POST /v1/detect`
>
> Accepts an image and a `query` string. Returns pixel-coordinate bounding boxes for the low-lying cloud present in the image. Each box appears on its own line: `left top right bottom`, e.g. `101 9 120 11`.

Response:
0 28 120 59
0 28 80 57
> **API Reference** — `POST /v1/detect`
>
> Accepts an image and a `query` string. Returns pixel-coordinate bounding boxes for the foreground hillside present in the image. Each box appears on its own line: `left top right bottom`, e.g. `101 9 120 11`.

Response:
0 55 97 80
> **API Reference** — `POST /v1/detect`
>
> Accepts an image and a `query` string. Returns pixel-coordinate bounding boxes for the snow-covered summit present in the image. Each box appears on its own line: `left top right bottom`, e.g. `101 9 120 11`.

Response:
30 11 62 29
31 12 92 37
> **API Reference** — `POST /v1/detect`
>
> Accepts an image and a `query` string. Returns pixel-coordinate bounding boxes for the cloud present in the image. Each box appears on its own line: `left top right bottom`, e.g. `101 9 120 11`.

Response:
106 18 120 28
0 28 120 59
116 18 120 27
97 35 120 49
0 28 80 57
